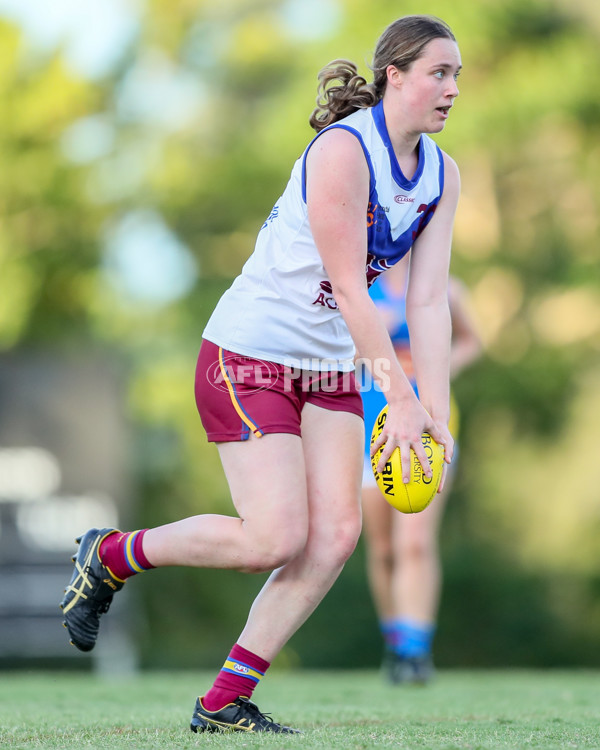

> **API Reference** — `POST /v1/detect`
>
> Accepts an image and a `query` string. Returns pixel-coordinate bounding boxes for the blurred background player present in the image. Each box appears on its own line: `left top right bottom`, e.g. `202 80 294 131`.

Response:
360 255 481 684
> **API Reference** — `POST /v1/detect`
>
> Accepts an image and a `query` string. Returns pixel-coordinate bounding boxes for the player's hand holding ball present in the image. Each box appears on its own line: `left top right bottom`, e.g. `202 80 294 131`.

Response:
370 404 447 514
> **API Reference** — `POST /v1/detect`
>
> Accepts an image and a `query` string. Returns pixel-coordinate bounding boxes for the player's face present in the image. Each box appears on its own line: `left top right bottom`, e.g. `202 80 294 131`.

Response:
394 38 462 135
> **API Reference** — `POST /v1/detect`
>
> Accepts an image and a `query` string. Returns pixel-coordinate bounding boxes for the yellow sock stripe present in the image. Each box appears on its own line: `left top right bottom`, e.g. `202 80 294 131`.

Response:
218 347 264 438
222 659 264 683
125 530 146 573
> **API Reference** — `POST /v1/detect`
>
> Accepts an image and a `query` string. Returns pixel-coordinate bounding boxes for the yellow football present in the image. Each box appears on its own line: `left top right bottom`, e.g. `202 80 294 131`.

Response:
370 405 445 513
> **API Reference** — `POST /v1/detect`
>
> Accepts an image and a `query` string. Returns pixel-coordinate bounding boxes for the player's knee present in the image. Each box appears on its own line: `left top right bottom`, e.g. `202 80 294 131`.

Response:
327 516 362 567
369 541 393 569
241 528 307 573
400 534 436 562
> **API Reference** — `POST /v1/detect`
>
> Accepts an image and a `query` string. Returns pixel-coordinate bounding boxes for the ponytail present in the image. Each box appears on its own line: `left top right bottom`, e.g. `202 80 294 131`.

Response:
309 16 456 133
309 59 378 133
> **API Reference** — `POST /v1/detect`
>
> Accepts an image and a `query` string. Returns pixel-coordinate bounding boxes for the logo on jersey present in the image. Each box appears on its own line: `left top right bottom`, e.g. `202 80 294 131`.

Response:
261 204 279 229
312 280 338 309
412 202 437 240
367 201 390 227
366 254 393 287
394 194 414 204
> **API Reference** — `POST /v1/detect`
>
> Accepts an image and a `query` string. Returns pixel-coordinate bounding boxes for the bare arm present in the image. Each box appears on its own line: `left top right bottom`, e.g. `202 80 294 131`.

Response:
305 128 441 481
405 152 461 461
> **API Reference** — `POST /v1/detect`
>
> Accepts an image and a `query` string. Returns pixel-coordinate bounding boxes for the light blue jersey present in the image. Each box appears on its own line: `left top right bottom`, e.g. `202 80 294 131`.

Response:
359 277 417 459
369 277 411 349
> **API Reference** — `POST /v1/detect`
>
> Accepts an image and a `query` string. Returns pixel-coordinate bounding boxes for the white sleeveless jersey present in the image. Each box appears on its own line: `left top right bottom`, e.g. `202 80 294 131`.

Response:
203 100 445 371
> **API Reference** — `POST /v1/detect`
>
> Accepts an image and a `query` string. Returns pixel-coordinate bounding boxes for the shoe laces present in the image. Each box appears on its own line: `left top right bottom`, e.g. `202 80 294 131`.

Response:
236 698 280 729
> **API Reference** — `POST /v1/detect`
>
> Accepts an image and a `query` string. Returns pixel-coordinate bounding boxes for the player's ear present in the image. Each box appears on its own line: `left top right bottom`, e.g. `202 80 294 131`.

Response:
386 64 403 90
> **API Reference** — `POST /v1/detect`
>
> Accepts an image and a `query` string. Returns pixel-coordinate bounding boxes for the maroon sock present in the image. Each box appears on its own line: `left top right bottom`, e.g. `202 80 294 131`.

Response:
99 529 155 581
202 643 270 712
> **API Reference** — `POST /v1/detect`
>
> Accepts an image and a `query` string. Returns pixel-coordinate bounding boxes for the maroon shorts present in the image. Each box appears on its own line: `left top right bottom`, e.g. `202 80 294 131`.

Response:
195 339 364 442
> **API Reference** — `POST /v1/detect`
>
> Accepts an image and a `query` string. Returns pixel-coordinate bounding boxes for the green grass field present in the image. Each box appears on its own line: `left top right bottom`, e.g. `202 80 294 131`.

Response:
1 669 599 749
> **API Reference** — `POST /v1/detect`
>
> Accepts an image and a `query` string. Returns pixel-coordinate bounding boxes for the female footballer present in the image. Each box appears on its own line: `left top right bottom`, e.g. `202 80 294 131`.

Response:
61 15 462 733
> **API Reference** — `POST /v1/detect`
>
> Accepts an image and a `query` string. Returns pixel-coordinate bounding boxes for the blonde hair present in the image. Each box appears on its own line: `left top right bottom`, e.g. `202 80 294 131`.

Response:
309 15 456 132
